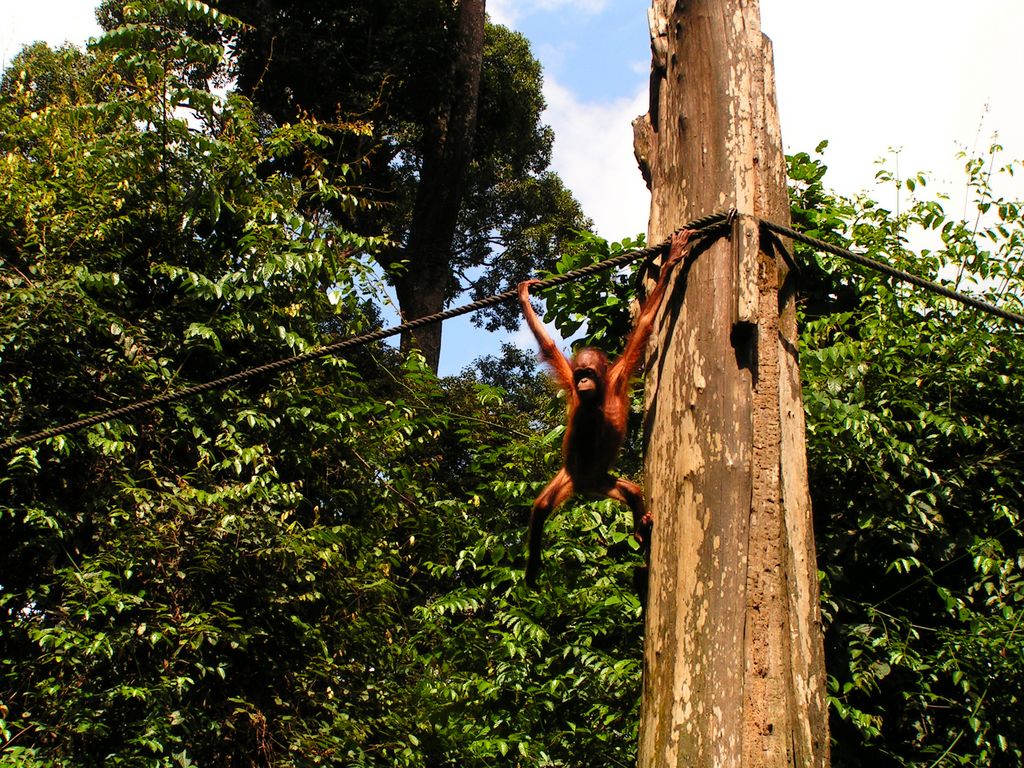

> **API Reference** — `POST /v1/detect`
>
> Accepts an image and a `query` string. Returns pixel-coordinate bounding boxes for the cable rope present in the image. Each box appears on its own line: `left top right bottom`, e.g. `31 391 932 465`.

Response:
5 209 1022 452
0 211 732 452
761 219 1024 326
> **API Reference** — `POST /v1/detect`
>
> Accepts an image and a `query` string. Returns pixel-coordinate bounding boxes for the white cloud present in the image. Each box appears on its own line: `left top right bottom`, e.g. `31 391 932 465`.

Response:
761 0 1024 203
489 0 608 28
535 0 608 11
542 76 651 239
487 0 518 27
0 2 101 67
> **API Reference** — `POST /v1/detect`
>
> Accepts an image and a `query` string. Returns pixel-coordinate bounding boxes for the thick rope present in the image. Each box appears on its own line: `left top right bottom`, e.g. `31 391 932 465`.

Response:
1 211 731 451
6 209 1020 452
761 219 1024 326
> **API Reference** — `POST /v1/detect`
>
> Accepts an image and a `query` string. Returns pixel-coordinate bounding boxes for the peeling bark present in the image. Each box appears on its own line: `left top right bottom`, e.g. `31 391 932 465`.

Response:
636 1 829 765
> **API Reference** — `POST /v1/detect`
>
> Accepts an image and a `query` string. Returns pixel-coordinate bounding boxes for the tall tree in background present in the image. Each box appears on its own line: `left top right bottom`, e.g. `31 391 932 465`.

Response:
0 6 643 764
399 0 484 367
204 0 587 371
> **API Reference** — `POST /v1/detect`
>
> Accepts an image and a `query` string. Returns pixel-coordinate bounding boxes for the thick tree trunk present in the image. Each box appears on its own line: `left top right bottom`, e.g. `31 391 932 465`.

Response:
634 1 829 766
397 0 486 371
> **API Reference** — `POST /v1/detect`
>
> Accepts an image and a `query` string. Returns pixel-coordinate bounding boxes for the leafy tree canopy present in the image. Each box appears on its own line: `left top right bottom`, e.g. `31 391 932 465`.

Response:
184 0 590 367
790 142 1024 766
0 3 643 766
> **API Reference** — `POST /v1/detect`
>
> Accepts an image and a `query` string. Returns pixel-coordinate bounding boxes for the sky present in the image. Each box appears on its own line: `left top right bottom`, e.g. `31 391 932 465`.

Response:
3 1 1023 374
